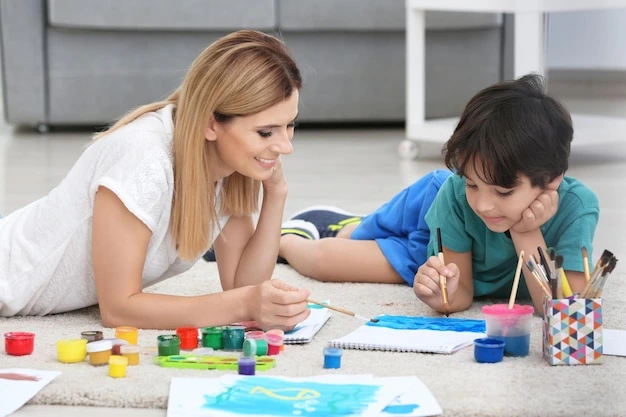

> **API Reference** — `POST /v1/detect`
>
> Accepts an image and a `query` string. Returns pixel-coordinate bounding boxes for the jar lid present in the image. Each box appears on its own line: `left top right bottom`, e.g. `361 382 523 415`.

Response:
86 340 113 353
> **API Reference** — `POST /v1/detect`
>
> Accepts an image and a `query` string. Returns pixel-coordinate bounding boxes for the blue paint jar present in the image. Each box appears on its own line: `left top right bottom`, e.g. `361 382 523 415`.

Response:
323 347 343 369
474 338 505 363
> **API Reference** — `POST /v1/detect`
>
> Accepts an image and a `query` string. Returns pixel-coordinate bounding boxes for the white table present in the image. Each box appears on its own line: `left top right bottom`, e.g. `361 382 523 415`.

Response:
402 0 626 158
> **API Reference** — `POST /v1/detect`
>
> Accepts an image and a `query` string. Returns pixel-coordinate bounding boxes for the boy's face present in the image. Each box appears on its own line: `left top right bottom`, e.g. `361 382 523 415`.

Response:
463 160 545 233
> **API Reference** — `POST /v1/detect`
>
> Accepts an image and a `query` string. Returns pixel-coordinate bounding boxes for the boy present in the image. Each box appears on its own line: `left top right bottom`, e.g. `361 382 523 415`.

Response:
279 74 599 314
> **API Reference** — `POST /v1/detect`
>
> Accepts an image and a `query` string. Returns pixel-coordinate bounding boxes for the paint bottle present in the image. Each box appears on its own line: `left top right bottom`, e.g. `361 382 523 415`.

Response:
86 340 112 366
265 333 283 356
4 332 35 356
108 355 128 378
115 326 138 345
176 327 199 350
201 327 223 349
245 330 266 340
243 338 268 357
222 326 245 350
56 339 88 363
120 344 141 366
80 330 103 343
323 347 343 369
265 329 285 352
157 335 180 356
238 356 256 375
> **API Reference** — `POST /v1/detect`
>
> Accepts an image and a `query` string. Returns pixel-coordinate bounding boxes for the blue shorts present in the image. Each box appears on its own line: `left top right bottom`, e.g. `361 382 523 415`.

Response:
351 169 452 285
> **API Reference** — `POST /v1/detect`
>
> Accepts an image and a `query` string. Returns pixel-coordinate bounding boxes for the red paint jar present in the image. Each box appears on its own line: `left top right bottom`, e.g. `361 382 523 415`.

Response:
176 327 199 350
4 332 35 356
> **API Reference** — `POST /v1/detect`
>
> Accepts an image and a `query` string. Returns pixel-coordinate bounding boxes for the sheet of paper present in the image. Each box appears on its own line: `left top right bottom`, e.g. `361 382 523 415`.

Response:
603 329 626 356
167 374 408 417
284 306 331 344
378 376 442 417
0 368 61 417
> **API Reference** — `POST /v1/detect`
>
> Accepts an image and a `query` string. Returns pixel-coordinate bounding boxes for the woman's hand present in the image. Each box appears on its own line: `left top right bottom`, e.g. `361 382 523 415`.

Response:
262 157 288 195
413 256 460 307
247 279 310 330
510 189 559 234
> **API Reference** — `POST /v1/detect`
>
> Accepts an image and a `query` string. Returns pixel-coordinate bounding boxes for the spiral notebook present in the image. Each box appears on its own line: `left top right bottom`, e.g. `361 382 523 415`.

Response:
329 315 486 354
284 304 332 344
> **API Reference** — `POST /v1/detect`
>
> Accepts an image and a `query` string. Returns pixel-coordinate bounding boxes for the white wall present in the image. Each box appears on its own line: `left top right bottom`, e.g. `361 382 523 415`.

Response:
548 10 626 70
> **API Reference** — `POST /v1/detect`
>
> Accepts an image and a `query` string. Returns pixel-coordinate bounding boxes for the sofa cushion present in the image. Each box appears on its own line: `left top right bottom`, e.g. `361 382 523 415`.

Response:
278 0 501 31
47 0 276 30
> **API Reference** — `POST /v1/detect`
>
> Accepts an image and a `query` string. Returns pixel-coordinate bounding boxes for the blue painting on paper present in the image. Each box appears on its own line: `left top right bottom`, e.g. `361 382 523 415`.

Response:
367 315 485 333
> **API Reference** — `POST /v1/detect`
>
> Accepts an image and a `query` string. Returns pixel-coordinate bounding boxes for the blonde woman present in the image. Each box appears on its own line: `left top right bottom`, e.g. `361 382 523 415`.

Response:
0 30 310 330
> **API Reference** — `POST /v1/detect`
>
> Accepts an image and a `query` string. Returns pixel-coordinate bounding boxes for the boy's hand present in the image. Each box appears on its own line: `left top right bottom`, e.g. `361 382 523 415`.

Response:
510 189 559 234
413 256 460 308
248 279 310 331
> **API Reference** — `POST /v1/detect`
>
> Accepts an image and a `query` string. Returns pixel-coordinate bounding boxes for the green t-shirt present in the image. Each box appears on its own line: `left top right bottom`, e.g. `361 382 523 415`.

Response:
425 175 599 298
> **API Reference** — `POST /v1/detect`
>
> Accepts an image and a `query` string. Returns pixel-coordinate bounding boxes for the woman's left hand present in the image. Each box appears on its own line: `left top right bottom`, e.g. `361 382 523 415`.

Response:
262 157 288 195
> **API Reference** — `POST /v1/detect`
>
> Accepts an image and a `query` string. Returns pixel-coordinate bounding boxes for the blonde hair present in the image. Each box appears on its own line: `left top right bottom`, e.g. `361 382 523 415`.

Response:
94 30 302 260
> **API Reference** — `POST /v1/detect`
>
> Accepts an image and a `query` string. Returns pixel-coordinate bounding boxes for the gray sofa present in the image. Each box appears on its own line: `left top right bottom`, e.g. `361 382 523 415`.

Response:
0 0 504 130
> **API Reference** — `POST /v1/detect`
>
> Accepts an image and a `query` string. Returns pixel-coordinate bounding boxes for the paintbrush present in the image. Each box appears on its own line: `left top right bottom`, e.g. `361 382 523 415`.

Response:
508 250 525 308
436 228 450 317
307 299 379 323
582 247 591 283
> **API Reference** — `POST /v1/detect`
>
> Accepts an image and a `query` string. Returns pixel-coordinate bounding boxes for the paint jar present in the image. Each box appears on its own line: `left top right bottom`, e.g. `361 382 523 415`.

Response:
108 355 128 378
482 304 534 357
81 330 103 342
474 338 505 363
201 327 223 349
115 326 138 345
56 339 88 363
120 344 141 366
243 338 268 357
265 332 283 356
266 329 285 352
238 356 256 375
157 335 180 356
107 338 129 355
176 327 199 350
323 347 343 369
245 330 266 340
4 332 35 356
86 340 112 366
222 326 245 350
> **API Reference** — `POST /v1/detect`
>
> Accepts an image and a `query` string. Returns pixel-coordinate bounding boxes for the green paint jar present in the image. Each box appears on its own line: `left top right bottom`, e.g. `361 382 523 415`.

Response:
157 335 180 356
201 327 223 349
243 338 268 357
222 326 245 350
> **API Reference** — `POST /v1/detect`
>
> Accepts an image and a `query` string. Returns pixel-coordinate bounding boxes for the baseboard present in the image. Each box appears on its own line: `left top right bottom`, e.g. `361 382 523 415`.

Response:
548 69 626 99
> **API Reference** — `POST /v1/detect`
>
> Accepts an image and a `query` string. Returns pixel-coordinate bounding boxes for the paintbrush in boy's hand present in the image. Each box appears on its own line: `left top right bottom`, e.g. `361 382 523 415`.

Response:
307 299 379 323
436 228 450 316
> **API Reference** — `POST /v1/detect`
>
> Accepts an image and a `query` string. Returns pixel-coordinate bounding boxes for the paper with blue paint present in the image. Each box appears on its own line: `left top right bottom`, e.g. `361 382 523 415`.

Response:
167 375 409 417
378 376 442 417
330 315 486 354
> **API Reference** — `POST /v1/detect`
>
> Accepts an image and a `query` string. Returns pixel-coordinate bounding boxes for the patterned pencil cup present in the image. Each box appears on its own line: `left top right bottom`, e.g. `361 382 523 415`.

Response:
542 298 603 366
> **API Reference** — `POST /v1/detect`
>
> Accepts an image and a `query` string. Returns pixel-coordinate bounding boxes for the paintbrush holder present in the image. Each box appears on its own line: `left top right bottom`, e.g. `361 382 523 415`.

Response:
542 297 603 366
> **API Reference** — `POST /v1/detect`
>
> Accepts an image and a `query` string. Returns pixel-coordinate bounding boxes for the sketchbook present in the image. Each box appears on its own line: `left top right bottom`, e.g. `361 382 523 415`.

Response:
329 315 486 354
283 304 332 344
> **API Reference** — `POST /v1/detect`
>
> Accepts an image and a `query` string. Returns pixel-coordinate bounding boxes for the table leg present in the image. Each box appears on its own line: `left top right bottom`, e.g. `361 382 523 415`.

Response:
514 12 546 77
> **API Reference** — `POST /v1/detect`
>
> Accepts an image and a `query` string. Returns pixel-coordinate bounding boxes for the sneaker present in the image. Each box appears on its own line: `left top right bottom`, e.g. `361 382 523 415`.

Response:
281 219 320 240
290 205 362 238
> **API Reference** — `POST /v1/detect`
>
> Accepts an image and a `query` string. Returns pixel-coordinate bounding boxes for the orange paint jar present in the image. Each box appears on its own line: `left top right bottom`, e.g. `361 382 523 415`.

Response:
120 344 141 366
114 326 138 345
86 340 112 366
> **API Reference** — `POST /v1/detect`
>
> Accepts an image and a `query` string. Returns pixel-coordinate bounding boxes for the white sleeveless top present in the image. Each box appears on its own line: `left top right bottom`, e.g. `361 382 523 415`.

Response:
0 104 229 316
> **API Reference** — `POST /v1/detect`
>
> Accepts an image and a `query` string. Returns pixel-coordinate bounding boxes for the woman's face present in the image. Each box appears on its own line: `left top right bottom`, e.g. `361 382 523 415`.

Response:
463 159 544 233
206 90 299 181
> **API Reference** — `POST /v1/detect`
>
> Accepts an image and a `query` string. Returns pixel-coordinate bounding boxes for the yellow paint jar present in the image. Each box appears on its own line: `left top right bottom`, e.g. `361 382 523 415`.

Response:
114 326 138 345
56 339 87 363
120 344 140 366
86 340 112 366
108 355 128 378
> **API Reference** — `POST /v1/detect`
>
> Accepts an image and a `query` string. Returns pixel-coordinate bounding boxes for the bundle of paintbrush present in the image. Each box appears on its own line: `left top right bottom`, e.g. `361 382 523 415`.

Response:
580 249 618 298
523 247 568 299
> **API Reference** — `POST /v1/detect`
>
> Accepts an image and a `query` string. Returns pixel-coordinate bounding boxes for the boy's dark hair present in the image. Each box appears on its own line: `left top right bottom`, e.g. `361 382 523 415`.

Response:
443 73 572 189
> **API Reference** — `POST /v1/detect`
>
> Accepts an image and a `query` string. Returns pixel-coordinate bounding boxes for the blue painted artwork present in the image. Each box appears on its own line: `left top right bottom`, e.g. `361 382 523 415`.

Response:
201 376 379 416
383 404 420 414
367 315 485 333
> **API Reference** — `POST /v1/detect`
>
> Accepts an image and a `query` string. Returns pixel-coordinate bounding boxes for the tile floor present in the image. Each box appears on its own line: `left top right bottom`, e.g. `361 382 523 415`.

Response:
1 94 626 416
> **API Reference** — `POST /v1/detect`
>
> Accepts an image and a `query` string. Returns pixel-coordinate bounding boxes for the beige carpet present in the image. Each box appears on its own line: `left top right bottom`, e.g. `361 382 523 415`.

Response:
1 262 625 417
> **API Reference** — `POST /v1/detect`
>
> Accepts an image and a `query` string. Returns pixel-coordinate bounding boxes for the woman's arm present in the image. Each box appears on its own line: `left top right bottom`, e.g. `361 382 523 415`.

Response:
92 186 309 329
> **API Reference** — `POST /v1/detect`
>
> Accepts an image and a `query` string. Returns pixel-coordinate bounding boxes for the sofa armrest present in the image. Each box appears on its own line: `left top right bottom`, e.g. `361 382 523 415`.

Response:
0 0 47 125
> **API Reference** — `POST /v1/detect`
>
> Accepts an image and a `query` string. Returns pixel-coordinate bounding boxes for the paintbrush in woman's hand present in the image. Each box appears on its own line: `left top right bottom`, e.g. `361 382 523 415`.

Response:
307 299 379 323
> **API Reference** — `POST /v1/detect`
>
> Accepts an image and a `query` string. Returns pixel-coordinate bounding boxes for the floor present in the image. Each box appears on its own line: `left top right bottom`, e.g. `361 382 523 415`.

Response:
2 92 626 416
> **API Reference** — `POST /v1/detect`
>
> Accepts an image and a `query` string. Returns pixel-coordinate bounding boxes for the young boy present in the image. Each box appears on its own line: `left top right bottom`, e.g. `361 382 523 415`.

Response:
279 74 599 315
